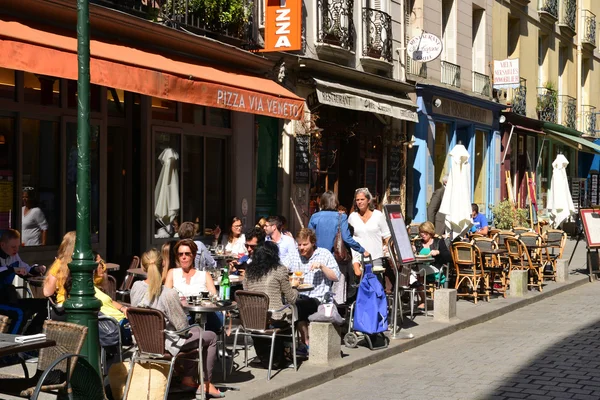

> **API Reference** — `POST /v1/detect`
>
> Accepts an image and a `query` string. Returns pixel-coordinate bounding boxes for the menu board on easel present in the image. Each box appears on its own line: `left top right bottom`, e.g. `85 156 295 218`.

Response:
294 135 310 184
384 204 415 265
364 159 378 196
581 209 600 248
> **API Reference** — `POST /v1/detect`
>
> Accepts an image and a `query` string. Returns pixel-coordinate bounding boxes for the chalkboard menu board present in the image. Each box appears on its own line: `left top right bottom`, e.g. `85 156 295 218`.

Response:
294 135 310 184
388 146 401 195
364 159 378 195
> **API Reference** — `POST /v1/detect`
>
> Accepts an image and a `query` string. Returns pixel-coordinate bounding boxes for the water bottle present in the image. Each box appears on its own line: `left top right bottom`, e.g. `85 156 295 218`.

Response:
219 266 231 300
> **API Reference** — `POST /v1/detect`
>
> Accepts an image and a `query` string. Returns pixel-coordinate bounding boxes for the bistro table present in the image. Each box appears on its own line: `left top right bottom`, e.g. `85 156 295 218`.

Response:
0 337 56 358
183 301 238 381
105 263 120 272
126 268 147 278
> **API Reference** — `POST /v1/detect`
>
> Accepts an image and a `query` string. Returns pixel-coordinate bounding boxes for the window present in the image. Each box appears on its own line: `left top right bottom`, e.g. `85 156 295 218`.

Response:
65 122 100 243
182 104 206 124
538 34 549 87
441 0 456 63
152 97 177 122
24 73 60 107
67 80 101 112
473 130 488 207
508 16 520 58
204 138 227 230
21 119 60 246
0 68 15 101
208 108 232 128
434 122 450 189
154 131 181 237
472 7 485 74
107 88 126 117
181 135 204 226
0 117 15 230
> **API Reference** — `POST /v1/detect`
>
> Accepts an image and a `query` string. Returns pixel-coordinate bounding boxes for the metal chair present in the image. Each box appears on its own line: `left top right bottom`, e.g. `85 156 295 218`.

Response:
504 236 543 292
105 275 117 300
472 237 507 298
98 314 123 376
116 256 139 303
542 229 567 281
450 242 489 304
124 307 203 400
0 320 88 398
230 291 297 381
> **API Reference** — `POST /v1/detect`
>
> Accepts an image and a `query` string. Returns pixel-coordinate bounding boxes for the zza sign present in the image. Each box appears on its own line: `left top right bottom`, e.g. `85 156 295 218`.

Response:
406 32 443 62
262 0 302 52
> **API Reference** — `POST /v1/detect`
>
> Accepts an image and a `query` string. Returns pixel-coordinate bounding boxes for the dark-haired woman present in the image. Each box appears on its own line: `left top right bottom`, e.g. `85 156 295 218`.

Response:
213 216 247 256
308 191 368 303
244 241 297 366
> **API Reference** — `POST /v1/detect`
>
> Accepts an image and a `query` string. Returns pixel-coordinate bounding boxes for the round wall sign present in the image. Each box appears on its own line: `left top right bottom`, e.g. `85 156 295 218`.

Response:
406 33 443 63
241 198 248 216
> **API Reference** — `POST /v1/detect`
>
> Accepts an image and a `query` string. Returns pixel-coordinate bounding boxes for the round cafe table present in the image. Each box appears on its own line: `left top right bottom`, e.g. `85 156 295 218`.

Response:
105 263 120 271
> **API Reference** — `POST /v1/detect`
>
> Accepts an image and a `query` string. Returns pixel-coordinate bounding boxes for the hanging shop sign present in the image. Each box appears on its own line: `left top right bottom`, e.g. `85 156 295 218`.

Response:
432 96 493 126
493 58 520 89
406 33 443 62
262 0 302 52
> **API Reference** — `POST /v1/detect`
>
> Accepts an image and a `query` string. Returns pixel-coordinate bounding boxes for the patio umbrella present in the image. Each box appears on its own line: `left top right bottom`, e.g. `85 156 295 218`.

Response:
547 154 575 228
154 147 180 227
439 144 472 239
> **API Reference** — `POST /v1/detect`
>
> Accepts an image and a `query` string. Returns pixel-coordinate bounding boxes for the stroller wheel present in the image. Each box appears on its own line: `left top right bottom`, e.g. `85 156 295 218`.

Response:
344 332 359 348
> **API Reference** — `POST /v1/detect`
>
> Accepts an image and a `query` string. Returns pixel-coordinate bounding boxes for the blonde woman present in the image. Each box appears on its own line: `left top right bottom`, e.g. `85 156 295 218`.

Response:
130 249 222 397
160 240 177 283
43 231 76 308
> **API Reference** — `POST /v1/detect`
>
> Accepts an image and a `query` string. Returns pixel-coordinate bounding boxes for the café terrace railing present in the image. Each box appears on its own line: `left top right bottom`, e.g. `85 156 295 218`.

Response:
441 61 461 88
537 86 558 123
538 0 558 21
317 0 355 51
472 71 491 97
362 8 392 62
581 105 598 137
559 0 577 33
406 56 427 78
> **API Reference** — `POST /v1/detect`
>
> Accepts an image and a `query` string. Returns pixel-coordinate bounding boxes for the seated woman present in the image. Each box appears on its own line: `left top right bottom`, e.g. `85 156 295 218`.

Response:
130 249 222 398
93 253 127 323
165 239 222 332
160 240 178 283
43 231 76 319
244 241 298 366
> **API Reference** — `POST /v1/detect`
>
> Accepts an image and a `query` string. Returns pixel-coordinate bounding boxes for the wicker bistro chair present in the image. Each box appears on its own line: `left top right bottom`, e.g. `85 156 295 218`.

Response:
472 237 507 298
0 320 88 398
450 242 489 304
513 226 531 235
488 228 501 239
124 307 204 400
493 230 515 250
230 291 298 381
504 236 544 292
105 275 117 301
0 314 10 333
542 229 568 281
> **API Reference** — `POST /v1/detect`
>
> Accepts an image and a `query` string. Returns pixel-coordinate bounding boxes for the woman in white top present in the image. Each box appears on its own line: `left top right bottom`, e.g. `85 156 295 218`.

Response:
348 188 391 274
22 188 49 246
213 216 247 256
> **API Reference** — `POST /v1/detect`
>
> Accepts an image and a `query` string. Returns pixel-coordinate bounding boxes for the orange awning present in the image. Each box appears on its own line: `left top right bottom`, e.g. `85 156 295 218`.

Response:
0 19 304 120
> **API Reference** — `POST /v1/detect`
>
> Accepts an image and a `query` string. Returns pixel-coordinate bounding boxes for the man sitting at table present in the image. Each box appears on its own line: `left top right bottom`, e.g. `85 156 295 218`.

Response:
178 222 216 271
229 226 265 272
281 228 340 356
264 216 297 260
0 229 47 334
470 203 489 236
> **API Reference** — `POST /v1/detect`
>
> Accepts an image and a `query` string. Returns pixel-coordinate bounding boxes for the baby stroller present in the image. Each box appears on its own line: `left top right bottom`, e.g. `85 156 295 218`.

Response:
343 256 390 350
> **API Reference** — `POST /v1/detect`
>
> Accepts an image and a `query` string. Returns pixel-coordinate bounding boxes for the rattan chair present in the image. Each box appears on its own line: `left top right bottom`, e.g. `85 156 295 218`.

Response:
0 314 10 333
407 223 421 242
513 226 531 235
505 236 543 292
472 237 507 298
116 256 139 303
542 229 567 281
230 291 297 381
488 228 501 239
493 230 515 250
124 307 203 400
0 320 88 398
105 275 117 301
451 242 489 304
99 314 123 376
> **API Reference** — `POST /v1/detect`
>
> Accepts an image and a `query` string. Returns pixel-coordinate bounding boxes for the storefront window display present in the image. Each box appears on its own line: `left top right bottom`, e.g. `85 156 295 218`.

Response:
434 122 451 189
0 117 15 230
0 68 14 100
473 129 488 208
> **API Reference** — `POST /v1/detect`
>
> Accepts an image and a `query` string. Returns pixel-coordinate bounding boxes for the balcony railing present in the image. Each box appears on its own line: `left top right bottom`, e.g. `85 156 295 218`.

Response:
582 10 597 48
558 94 576 129
581 105 598 137
511 78 527 116
406 56 427 78
441 61 461 88
559 0 576 32
317 0 355 51
472 72 491 97
94 0 255 46
362 8 392 62
538 0 558 21
537 86 558 123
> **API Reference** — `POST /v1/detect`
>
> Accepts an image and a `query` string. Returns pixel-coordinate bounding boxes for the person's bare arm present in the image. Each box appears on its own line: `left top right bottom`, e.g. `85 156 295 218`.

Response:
205 272 218 295
41 230 47 246
43 275 57 297
165 269 174 289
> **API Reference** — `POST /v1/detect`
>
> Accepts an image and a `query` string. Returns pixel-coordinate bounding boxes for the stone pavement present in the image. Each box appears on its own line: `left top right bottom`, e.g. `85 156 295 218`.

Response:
284 279 600 400
0 237 594 399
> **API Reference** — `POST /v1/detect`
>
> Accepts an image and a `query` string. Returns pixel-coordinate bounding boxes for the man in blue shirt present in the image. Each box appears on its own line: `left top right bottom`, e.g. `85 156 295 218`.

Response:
471 203 489 236
264 216 296 259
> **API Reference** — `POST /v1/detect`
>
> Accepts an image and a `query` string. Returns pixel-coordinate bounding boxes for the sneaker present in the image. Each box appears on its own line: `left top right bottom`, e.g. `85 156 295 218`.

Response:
372 266 385 273
296 343 309 357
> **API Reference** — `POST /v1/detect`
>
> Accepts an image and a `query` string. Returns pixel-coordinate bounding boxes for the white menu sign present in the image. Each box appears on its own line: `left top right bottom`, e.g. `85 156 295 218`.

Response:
384 205 415 264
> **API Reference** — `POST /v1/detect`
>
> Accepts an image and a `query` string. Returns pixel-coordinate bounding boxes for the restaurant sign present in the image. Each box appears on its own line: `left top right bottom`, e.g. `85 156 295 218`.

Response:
406 33 443 62
214 87 303 120
262 0 302 52
493 58 520 89
432 96 493 126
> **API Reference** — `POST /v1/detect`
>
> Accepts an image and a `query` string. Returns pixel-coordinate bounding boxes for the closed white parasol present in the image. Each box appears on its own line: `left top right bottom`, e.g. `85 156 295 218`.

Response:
439 144 472 239
547 154 575 228
154 148 180 227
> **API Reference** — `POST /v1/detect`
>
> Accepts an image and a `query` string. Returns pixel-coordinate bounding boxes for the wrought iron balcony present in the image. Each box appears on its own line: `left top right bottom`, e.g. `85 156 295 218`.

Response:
472 72 491 97
510 78 527 116
317 0 355 51
441 61 461 88
581 105 598 137
93 0 255 46
558 94 576 129
538 0 558 22
559 0 576 33
406 56 427 78
536 86 557 123
582 10 597 48
362 8 392 62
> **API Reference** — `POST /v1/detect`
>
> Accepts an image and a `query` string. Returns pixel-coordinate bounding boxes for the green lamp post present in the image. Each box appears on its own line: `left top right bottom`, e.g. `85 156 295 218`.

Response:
64 0 102 376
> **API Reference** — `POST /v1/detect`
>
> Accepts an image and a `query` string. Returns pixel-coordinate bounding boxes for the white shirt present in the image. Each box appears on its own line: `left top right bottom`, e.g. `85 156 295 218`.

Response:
225 234 247 256
348 209 391 260
22 207 49 246
172 268 208 297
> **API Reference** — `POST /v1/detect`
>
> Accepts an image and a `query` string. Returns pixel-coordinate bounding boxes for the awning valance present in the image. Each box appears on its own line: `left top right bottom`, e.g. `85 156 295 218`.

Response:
0 20 304 120
545 130 600 154
308 78 418 122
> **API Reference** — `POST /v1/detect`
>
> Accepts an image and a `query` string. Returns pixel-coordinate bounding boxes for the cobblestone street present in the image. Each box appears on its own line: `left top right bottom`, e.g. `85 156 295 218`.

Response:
285 282 600 400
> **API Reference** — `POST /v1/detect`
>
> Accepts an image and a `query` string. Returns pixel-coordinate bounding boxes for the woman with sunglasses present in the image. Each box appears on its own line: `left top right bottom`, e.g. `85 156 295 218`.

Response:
212 216 247 256
165 239 222 332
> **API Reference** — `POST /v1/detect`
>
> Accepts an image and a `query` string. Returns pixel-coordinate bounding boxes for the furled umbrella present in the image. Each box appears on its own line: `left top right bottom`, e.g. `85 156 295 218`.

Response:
154 147 180 228
547 153 575 228
439 144 472 239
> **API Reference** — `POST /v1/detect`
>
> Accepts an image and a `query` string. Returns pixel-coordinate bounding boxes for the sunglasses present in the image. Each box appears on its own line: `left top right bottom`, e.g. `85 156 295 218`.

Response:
232 225 243 229
178 252 193 257
245 243 257 250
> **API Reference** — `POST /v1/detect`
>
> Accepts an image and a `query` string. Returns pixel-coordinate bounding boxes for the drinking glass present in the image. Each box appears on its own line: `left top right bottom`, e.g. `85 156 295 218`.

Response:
216 245 224 255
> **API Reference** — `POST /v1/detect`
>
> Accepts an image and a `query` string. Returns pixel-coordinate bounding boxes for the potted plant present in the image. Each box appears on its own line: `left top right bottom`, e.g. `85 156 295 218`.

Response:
536 81 558 122
492 200 528 230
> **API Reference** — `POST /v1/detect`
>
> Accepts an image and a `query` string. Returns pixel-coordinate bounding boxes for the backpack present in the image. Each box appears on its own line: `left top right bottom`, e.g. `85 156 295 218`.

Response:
353 264 388 335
